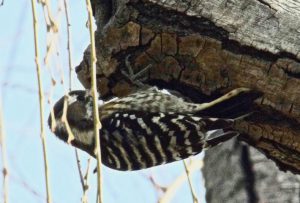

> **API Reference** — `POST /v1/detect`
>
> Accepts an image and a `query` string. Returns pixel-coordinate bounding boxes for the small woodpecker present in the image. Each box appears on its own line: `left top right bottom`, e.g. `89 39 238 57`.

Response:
48 87 260 171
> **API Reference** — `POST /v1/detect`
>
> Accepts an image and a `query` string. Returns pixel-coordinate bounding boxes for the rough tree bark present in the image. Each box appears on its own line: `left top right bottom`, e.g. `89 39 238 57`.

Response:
76 0 300 202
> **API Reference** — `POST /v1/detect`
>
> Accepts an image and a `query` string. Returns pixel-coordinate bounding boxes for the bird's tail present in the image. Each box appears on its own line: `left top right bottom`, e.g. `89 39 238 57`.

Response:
204 129 238 148
196 88 262 119
200 112 253 148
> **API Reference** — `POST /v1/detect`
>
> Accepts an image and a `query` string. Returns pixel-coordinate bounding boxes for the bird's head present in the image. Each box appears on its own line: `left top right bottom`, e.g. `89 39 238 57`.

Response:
48 90 96 152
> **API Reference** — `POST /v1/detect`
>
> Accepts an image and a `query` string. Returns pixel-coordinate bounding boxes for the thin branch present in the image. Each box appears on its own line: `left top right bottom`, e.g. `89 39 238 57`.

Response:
159 160 203 203
82 158 91 203
61 96 75 143
9 174 45 200
30 1 52 202
36 0 60 76
73 142 91 203
59 0 75 144
63 0 73 91
183 160 199 203
0 98 8 203
62 1 91 201
37 0 58 32
75 150 85 191
75 151 90 203
148 175 167 193
48 87 57 133
85 1 103 202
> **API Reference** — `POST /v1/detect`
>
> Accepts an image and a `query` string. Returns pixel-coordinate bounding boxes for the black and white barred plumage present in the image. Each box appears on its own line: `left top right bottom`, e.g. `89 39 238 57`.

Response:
48 87 259 171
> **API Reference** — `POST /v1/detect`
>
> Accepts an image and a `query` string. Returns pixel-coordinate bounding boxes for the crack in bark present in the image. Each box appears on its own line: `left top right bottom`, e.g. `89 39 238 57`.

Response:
129 0 300 63
256 0 277 11
279 67 300 79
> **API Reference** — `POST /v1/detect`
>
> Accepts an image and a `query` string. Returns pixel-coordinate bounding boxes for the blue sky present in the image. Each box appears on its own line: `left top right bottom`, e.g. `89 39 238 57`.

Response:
0 1 205 203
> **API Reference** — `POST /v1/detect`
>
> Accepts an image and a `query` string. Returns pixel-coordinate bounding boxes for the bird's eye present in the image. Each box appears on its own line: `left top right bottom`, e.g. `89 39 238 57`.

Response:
77 94 85 102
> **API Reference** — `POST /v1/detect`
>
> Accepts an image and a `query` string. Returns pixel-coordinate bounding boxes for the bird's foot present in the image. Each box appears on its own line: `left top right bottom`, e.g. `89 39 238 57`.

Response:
121 55 151 88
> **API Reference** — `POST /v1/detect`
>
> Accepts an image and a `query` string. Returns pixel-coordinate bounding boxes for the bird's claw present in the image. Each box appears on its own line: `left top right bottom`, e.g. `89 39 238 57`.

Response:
122 55 151 87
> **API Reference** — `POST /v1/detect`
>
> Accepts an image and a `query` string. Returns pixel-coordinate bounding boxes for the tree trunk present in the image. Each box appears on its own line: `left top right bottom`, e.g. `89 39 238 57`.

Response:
77 0 300 202
204 140 300 203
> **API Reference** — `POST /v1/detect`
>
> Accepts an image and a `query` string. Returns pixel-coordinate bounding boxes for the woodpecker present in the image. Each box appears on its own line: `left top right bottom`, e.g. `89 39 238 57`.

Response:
48 87 260 171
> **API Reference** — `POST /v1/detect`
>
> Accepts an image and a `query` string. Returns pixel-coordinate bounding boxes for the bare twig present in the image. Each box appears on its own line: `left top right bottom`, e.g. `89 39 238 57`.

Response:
46 47 74 144
36 0 61 75
148 175 167 193
37 0 58 32
63 0 73 91
82 158 91 203
59 0 75 144
30 1 52 202
10 174 45 200
62 1 91 201
85 0 103 202
36 0 56 65
75 151 90 203
48 87 57 133
75 150 85 191
159 160 203 203
183 160 199 203
0 98 8 203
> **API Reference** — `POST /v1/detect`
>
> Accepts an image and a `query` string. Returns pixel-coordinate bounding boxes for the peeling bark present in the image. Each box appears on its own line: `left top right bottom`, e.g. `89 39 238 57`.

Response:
77 0 300 201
